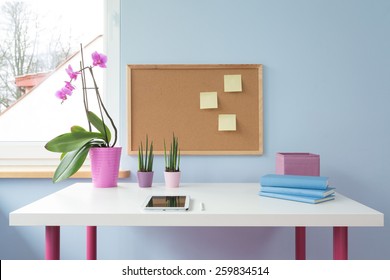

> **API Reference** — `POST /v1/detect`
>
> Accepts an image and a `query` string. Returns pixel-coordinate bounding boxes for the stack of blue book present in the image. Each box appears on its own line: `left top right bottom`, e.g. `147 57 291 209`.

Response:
259 174 335 204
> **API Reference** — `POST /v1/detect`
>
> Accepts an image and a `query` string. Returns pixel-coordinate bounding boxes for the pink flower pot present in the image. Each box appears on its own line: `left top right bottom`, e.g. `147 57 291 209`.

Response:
137 171 154 188
164 171 181 188
90 147 122 188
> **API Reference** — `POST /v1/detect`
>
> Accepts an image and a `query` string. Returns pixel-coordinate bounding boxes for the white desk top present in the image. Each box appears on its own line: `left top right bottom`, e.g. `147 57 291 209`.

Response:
10 183 384 227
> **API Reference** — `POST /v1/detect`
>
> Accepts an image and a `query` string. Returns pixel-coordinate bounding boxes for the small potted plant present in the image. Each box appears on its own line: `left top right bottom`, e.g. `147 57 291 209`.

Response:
137 135 154 188
164 133 181 188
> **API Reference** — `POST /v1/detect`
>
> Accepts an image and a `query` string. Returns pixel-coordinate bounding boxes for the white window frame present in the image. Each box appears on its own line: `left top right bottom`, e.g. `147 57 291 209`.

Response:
0 0 120 167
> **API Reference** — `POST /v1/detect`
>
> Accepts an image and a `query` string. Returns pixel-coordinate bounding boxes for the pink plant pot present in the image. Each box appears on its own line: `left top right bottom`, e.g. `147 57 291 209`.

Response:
137 171 154 188
164 171 181 188
90 147 122 188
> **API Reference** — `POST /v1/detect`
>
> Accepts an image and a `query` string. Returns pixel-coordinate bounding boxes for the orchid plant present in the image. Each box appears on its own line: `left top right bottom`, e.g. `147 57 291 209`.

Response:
45 45 117 183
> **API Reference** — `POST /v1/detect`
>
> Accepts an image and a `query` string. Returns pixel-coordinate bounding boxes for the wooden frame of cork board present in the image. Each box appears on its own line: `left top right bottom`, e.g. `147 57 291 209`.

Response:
127 64 263 155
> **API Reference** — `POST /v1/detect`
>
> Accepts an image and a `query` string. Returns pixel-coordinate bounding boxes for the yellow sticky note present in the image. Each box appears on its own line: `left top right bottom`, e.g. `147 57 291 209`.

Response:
218 114 236 131
224 74 242 92
200 92 218 109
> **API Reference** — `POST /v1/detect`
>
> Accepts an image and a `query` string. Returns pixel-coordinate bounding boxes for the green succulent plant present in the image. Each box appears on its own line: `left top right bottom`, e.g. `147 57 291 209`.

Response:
138 135 154 172
164 133 180 172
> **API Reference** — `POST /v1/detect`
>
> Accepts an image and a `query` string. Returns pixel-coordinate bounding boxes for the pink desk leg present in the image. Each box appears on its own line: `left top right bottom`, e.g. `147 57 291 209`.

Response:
87 226 97 260
333 226 348 260
45 226 60 260
295 226 306 260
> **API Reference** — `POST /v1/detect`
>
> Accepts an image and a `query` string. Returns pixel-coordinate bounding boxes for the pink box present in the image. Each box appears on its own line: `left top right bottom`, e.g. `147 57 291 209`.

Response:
276 153 320 176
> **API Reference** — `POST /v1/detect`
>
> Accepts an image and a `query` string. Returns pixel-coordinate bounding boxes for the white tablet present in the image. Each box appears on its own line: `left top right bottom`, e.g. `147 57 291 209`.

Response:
143 195 190 211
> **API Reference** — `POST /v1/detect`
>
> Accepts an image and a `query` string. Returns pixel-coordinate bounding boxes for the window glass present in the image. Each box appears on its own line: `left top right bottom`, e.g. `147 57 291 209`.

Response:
0 0 104 141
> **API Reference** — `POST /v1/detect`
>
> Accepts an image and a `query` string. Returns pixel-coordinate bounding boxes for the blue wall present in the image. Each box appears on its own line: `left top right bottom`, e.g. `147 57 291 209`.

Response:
1 0 389 259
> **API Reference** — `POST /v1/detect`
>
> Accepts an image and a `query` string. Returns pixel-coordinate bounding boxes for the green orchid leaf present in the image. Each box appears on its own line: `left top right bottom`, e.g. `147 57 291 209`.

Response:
60 152 66 160
87 111 111 144
71 126 87 133
45 131 105 153
52 143 91 183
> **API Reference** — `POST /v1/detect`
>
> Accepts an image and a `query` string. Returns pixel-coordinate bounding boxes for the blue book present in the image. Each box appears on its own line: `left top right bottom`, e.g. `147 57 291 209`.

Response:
259 191 335 204
260 174 329 190
260 186 335 198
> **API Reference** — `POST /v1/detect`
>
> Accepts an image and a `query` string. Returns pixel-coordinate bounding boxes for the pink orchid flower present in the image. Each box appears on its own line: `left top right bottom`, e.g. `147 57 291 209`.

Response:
91 51 107 68
55 89 67 101
65 65 80 80
64 81 75 91
56 51 106 103
55 86 72 101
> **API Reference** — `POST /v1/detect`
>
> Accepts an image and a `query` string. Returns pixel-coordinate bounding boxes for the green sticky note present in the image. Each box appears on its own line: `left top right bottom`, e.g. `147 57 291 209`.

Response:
200 92 218 109
224 74 242 92
218 114 236 131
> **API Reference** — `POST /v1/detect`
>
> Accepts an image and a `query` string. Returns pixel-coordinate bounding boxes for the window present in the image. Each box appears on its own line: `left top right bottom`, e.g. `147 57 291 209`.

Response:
0 0 120 166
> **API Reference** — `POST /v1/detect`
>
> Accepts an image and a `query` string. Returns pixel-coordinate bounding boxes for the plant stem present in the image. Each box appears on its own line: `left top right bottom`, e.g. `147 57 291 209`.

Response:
80 45 91 132
88 67 116 146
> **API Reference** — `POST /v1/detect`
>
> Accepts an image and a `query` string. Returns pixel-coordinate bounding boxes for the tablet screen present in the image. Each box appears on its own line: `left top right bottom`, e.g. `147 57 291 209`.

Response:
144 195 190 210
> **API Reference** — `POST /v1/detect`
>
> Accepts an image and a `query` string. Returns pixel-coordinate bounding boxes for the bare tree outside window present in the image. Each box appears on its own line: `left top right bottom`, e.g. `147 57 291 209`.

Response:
1 2 61 110
0 0 100 113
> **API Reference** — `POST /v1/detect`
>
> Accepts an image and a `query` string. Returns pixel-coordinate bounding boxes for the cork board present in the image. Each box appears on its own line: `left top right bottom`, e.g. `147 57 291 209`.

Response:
127 64 263 155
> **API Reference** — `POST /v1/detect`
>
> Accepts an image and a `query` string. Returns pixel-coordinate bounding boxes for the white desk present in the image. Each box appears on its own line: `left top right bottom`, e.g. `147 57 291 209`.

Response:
9 183 384 260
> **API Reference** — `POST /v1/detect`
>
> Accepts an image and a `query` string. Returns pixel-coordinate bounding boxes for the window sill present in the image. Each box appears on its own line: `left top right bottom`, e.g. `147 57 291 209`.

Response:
0 166 130 179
